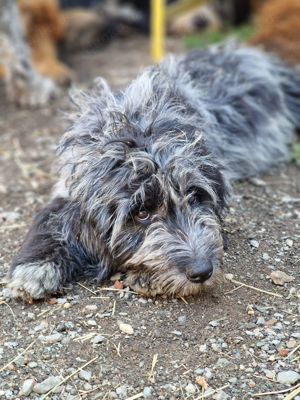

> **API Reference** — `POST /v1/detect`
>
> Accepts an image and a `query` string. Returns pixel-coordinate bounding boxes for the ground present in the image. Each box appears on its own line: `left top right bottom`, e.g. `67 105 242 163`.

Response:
0 37 299 400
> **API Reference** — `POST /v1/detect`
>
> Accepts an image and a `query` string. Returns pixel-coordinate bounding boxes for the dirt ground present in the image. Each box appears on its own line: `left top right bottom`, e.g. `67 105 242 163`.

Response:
0 37 299 400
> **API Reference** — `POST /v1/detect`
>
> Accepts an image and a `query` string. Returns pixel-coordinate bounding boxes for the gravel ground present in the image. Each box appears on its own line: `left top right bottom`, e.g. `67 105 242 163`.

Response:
0 36 299 400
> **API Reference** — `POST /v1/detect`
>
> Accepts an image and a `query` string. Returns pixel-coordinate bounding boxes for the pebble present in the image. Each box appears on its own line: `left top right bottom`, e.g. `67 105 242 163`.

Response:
85 305 98 312
216 358 231 368
178 315 187 325
209 320 219 327
185 383 196 394
92 335 105 344
270 271 294 285
1 211 20 223
78 369 92 382
43 333 63 344
286 239 293 247
277 370 300 385
28 361 38 368
116 385 128 398
249 239 259 248
87 319 97 327
33 376 61 394
143 386 153 398
117 321 134 335
21 379 35 396
213 390 230 400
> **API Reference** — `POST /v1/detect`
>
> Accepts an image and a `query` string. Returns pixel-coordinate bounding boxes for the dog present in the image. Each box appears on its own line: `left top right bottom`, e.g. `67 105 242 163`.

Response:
251 0 300 66
6 43 300 301
0 0 59 107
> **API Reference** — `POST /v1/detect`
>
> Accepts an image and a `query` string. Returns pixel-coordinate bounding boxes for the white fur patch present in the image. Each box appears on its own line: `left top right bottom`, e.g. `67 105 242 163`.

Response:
7 262 61 299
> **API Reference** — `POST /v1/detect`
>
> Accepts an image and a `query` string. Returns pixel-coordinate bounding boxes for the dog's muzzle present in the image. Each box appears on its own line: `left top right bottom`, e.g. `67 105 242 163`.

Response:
186 261 214 283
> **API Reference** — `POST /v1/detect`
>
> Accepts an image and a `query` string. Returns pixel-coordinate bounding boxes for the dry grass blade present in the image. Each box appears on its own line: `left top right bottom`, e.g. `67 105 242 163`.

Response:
37 304 62 318
78 282 97 295
0 339 37 372
97 287 139 295
253 383 300 397
40 355 99 399
287 343 300 359
112 300 116 316
148 353 158 381
0 300 17 321
194 384 230 399
229 278 283 298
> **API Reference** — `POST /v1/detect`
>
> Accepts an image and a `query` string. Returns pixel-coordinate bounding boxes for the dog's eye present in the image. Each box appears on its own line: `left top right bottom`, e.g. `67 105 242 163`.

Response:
136 210 150 221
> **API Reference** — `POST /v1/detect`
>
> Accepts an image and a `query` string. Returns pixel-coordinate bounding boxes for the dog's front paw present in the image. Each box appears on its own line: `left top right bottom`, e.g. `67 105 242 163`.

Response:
7 262 61 301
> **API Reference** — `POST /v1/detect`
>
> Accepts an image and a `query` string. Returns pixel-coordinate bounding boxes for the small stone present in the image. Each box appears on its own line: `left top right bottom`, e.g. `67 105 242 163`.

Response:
21 379 35 396
216 358 230 368
78 370 92 382
85 305 98 312
278 349 289 357
43 333 63 344
264 370 276 380
87 319 97 327
1 211 20 223
262 253 270 261
256 317 265 325
213 390 229 400
287 339 297 348
116 385 128 398
270 271 294 286
143 386 153 398
33 376 61 394
249 239 259 248
286 239 293 247
199 344 207 353
209 320 219 327
92 335 105 344
28 361 38 368
185 383 196 394
178 315 187 325
291 332 300 339
63 302 71 309
117 321 134 335
171 330 182 336
277 371 300 385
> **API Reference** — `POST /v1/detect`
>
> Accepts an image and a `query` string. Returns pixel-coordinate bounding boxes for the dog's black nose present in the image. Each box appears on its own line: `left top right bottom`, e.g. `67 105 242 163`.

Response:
186 263 213 283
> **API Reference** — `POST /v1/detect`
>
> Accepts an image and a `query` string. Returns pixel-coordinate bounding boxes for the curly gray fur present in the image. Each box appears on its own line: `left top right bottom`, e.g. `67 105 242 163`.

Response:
7 43 300 300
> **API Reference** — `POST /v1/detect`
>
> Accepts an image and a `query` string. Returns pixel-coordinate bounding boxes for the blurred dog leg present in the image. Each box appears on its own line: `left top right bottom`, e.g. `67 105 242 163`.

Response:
0 0 59 107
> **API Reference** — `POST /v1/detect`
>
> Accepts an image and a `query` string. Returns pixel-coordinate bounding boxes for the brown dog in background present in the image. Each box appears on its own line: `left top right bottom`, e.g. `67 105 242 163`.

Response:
18 0 72 86
251 0 300 66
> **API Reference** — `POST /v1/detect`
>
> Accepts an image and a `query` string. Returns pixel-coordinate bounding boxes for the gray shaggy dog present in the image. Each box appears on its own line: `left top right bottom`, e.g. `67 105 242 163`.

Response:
7 43 300 300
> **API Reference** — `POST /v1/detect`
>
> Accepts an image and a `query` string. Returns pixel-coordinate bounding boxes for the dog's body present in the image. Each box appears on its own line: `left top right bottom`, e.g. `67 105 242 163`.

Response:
7 44 300 300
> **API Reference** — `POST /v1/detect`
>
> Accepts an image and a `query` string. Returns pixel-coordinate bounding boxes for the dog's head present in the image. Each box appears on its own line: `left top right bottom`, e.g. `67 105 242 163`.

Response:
59 78 231 297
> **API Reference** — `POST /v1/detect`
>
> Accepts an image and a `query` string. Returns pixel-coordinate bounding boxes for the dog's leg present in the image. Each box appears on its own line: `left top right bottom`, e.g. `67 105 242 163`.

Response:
6 198 85 301
0 0 59 107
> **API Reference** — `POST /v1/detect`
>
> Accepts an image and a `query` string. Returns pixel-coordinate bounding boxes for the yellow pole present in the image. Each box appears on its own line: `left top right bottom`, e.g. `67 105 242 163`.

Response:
151 0 165 62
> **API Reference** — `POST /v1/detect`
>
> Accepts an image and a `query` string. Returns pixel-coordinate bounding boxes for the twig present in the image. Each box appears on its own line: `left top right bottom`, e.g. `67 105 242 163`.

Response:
287 343 300 359
253 384 300 397
112 300 116 316
283 384 300 400
78 282 97 295
224 284 244 295
37 304 62 318
125 392 144 400
40 356 99 399
148 353 158 381
229 278 283 298
194 384 230 399
97 287 139 295
0 339 37 372
0 300 17 321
